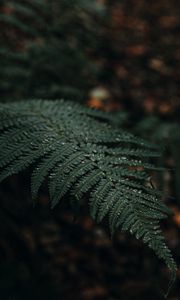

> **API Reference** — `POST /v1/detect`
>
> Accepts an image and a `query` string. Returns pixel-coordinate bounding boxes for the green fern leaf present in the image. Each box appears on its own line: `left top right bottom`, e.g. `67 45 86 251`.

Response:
0 99 177 293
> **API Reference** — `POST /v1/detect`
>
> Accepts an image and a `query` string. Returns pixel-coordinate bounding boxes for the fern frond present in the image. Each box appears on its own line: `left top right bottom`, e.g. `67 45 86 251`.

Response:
0 100 177 290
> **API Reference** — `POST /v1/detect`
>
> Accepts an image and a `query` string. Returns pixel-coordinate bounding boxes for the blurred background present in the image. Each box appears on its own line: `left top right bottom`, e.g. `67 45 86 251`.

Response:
0 0 179 299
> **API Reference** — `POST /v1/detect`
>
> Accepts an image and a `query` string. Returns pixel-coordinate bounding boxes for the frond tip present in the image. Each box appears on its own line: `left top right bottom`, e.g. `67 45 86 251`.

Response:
0 99 177 292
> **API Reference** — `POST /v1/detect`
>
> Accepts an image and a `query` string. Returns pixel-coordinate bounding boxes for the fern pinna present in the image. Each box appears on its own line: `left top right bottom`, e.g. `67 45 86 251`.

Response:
0 100 177 294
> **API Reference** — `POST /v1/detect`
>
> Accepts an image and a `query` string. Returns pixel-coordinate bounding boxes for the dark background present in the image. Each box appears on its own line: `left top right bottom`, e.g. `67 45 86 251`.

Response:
0 1 179 299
